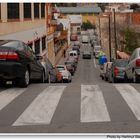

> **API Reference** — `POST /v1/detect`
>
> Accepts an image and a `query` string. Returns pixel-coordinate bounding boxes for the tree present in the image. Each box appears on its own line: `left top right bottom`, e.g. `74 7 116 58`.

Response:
124 27 139 54
130 4 140 10
81 20 96 30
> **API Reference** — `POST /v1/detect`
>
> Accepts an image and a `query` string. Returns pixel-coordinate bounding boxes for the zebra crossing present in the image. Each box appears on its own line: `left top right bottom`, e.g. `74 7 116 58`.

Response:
0 83 140 126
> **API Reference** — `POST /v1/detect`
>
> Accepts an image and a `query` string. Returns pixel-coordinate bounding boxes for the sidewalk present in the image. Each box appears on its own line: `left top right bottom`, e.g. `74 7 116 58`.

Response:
58 45 72 65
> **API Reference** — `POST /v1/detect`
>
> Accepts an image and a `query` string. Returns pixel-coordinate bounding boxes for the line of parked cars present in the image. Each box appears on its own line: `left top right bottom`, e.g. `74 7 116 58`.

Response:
100 47 140 83
0 40 80 88
55 43 80 83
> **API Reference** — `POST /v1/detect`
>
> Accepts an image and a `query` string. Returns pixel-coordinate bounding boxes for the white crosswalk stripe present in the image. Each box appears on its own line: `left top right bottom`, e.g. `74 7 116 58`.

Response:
81 84 111 122
114 84 140 120
13 86 66 126
1 83 140 126
0 88 26 110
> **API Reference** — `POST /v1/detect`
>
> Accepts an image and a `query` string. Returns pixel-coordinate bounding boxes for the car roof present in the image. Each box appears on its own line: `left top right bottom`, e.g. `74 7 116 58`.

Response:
0 40 21 48
69 50 77 53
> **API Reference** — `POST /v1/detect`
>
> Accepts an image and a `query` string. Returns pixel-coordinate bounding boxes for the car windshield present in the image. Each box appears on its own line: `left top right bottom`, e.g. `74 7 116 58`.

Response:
114 60 128 67
65 61 72 64
57 66 65 71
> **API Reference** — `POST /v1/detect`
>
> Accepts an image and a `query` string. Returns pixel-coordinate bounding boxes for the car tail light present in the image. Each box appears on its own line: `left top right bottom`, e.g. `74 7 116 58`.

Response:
0 51 19 61
114 67 119 76
136 59 140 67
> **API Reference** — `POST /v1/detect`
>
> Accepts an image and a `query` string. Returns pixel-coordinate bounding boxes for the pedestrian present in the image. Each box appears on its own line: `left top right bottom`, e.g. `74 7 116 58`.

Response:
63 49 66 58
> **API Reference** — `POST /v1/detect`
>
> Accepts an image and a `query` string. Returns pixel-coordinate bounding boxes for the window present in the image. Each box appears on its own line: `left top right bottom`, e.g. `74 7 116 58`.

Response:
24 3 31 19
0 3 1 20
42 36 46 51
34 39 40 55
34 3 39 18
7 3 19 19
27 42 33 50
41 3 45 18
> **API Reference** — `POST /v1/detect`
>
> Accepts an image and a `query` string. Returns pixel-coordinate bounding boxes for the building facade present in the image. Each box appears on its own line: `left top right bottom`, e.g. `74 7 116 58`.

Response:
0 3 47 56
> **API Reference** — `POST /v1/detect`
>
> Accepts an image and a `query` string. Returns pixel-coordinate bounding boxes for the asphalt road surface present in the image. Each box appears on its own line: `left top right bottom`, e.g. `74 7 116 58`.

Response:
0 45 140 133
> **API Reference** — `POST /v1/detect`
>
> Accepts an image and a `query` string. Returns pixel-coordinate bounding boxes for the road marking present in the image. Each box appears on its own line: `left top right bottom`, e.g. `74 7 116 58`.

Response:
81 85 110 122
0 88 26 110
13 86 66 126
93 58 97 68
114 84 140 120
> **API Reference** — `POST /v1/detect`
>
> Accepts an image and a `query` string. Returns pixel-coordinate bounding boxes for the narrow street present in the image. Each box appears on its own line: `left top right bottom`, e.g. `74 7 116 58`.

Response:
0 44 140 133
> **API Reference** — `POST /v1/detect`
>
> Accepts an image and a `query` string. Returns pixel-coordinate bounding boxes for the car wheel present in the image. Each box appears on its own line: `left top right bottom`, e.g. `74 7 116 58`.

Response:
124 73 128 83
40 71 45 83
19 69 30 88
133 72 140 83
112 77 117 83
0 80 6 87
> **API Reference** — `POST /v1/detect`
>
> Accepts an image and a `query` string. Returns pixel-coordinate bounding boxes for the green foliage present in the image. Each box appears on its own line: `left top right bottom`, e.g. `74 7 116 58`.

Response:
130 4 140 10
124 27 139 54
81 20 96 30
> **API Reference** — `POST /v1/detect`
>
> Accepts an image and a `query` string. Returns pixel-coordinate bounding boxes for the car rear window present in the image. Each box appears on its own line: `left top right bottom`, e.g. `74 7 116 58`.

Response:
57 66 65 71
114 60 128 67
1 41 19 48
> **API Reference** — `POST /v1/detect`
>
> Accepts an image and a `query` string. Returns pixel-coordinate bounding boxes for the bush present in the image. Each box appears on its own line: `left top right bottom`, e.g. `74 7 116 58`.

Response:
81 20 96 30
124 27 140 54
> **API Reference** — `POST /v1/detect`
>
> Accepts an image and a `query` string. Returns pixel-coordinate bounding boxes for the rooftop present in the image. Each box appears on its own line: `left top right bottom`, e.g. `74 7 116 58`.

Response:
58 7 102 14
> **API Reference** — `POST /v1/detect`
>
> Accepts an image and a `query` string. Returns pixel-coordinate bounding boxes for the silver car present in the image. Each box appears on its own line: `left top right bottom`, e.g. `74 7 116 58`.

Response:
125 48 140 83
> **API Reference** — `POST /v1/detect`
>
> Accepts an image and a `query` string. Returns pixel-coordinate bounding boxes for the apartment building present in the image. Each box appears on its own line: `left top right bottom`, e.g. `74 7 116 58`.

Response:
0 3 47 57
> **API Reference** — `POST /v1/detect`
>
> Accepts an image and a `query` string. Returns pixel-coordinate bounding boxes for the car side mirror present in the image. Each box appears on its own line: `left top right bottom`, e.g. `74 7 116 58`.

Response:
36 55 43 60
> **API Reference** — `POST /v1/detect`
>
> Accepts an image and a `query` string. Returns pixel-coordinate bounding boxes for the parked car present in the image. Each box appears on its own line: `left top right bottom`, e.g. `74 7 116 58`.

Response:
0 40 45 87
38 57 59 83
70 34 78 41
65 58 77 71
54 67 63 83
93 45 101 58
103 62 112 81
108 59 128 83
125 48 140 83
72 45 80 55
82 50 92 59
65 63 75 76
68 50 79 63
56 65 72 83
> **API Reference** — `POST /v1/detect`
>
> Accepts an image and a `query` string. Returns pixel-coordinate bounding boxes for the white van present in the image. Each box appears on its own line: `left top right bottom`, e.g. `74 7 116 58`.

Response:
68 50 78 63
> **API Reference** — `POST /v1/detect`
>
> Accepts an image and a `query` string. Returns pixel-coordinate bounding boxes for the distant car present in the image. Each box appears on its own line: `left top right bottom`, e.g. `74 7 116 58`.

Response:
93 45 101 58
108 59 128 83
82 51 92 59
0 40 45 87
68 50 79 63
38 57 59 83
125 48 140 83
70 34 78 41
56 65 72 83
65 58 77 71
103 62 112 81
72 45 80 55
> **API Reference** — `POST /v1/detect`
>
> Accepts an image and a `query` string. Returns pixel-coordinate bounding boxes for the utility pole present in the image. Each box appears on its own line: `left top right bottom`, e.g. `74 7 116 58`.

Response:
113 8 117 59
99 15 101 46
108 14 112 62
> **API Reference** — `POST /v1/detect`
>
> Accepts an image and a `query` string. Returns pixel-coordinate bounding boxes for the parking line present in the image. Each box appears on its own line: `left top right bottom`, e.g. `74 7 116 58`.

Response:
0 88 26 110
81 85 110 122
114 84 140 120
13 86 66 126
